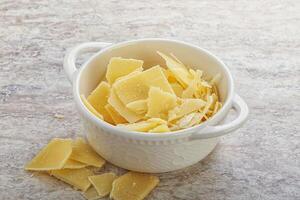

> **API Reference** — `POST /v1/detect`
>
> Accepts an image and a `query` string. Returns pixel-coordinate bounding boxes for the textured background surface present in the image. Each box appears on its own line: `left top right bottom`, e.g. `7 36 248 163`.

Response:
0 0 299 199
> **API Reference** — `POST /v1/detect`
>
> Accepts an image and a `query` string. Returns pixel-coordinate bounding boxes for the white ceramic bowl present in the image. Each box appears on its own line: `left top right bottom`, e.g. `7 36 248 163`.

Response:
64 39 249 173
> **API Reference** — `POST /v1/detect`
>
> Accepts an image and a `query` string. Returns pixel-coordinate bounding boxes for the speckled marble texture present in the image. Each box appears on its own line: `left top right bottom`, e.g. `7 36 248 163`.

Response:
0 0 299 199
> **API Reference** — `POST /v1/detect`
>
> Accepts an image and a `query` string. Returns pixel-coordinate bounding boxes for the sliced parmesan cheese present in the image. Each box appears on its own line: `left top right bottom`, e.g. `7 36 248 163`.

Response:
168 99 206 121
157 51 192 87
81 95 103 120
113 66 174 105
110 172 159 200
108 89 143 123
25 138 72 171
170 82 183 97
126 99 148 115
70 138 105 168
106 57 143 84
88 173 117 197
87 81 114 124
118 120 158 132
162 68 178 83
198 95 214 121
147 118 167 125
51 168 93 191
148 124 170 133
182 79 197 98
146 87 177 119
82 186 102 200
63 159 87 169
105 104 127 124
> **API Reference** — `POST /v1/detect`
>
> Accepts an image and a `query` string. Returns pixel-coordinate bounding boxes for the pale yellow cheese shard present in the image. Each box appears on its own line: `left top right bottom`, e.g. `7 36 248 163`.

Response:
63 159 87 169
118 120 158 132
87 81 114 124
162 68 177 83
147 118 167 125
51 168 93 191
70 138 105 168
110 172 159 200
146 87 177 119
157 51 192 87
182 69 203 98
108 89 143 123
106 57 144 84
182 79 198 98
88 173 117 197
148 124 170 133
126 100 148 115
81 95 103 120
105 104 127 124
82 186 101 200
113 66 174 105
25 138 72 171
170 82 183 97
198 95 214 121
168 99 206 121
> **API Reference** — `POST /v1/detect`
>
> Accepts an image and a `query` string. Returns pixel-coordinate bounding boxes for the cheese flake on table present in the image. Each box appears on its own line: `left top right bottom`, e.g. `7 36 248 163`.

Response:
88 173 117 197
70 138 105 168
63 159 87 169
25 138 72 171
82 186 102 200
51 168 93 191
106 57 143 84
110 172 159 200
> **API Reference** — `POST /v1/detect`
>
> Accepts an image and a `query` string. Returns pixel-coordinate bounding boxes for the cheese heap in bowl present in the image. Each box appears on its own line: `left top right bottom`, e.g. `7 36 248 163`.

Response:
82 52 222 133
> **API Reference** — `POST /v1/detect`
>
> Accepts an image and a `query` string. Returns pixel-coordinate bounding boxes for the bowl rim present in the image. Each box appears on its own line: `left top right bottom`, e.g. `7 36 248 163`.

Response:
73 38 234 140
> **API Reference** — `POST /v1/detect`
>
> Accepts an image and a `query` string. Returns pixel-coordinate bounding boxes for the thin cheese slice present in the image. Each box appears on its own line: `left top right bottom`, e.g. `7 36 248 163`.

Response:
108 89 143 123
170 82 183 97
110 172 159 200
63 159 87 169
70 138 105 168
146 87 177 119
113 66 174 105
126 100 148 115
162 68 177 83
118 121 158 132
157 51 192 87
87 81 114 124
25 138 72 171
105 104 127 124
168 99 206 121
81 95 103 120
182 69 203 98
148 124 170 133
106 57 143 84
51 168 93 191
88 173 117 197
147 118 167 125
83 186 101 200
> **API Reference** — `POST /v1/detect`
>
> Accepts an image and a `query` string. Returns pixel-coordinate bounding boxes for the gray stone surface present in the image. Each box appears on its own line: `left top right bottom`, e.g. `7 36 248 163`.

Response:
0 0 299 199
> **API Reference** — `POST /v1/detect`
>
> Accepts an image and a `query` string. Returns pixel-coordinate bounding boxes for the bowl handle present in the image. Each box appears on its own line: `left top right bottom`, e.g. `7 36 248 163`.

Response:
63 42 112 83
190 94 249 140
